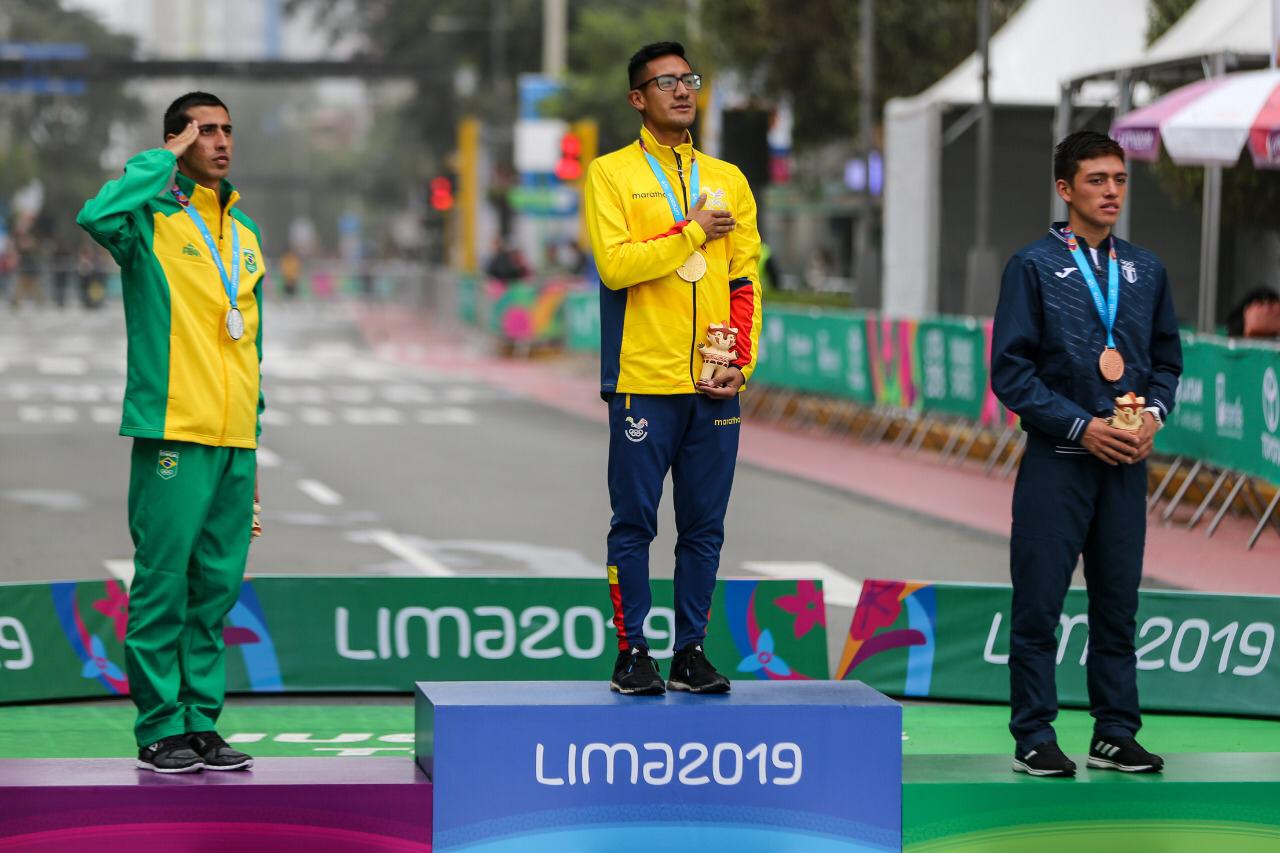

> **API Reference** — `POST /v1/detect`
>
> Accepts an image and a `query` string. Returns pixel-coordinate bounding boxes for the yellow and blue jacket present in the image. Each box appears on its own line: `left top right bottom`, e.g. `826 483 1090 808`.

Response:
585 126 762 395
77 148 265 448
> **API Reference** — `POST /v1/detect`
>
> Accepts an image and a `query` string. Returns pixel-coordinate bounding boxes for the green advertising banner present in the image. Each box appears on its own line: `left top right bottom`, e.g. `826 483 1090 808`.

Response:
563 288 599 352
0 576 828 704
1157 335 1280 486
915 317 987 420
838 579 1280 718
755 307 874 403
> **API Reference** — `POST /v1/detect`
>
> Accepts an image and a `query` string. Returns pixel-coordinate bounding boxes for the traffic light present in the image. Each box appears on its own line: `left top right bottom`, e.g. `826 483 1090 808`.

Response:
430 175 455 211
554 131 583 182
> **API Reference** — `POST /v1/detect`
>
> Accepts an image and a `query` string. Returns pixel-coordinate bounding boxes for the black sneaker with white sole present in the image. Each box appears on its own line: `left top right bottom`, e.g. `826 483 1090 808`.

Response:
667 644 731 694
610 646 666 695
137 734 205 773
1012 740 1077 777
187 731 254 771
1087 736 1163 773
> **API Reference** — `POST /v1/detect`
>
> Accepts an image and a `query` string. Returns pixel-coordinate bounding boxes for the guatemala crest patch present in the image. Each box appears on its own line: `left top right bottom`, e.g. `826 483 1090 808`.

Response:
157 450 180 480
243 248 258 274
1120 259 1138 283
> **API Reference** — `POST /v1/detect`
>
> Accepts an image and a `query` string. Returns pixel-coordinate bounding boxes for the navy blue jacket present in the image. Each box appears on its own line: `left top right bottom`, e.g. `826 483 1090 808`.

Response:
991 222 1182 443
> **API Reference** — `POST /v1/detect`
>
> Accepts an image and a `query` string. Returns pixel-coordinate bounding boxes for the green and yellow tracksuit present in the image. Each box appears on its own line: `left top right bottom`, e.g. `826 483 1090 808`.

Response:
77 149 265 746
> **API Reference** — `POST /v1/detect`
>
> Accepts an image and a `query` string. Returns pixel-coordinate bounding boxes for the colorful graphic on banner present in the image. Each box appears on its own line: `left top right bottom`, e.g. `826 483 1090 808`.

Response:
840 580 1280 718
1 577 827 704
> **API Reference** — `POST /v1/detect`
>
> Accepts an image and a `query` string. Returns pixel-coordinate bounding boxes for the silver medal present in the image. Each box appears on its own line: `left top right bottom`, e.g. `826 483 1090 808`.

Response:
226 307 245 341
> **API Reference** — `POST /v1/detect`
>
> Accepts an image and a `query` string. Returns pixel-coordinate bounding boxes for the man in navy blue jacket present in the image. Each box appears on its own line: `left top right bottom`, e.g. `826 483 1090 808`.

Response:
991 131 1182 778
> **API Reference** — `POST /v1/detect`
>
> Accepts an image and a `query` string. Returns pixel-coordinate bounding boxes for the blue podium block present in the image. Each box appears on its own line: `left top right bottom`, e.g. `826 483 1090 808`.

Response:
415 680 901 853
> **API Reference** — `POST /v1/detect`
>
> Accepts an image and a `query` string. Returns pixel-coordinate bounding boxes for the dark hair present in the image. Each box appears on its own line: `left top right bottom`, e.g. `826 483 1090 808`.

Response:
628 41 687 89
163 91 229 139
1226 287 1280 337
1053 130 1125 183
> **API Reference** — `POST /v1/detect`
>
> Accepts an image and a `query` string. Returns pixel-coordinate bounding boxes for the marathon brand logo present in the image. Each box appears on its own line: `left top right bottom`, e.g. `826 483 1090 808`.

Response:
714 416 741 427
632 191 667 199
534 740 803 787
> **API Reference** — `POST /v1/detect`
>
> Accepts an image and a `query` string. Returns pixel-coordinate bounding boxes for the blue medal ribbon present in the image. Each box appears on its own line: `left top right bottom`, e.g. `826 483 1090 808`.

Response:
174 186 240 313
640 140 699 224
1064 226 1119 350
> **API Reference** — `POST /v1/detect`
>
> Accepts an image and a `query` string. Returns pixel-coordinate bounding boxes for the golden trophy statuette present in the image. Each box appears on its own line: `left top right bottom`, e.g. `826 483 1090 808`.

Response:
1109 392 1146 432
697 322 738 385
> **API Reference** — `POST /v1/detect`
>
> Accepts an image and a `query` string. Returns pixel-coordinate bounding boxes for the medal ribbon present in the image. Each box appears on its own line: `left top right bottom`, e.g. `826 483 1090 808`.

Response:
175 187 240 311
640 140 700 224
1064 226 1118 350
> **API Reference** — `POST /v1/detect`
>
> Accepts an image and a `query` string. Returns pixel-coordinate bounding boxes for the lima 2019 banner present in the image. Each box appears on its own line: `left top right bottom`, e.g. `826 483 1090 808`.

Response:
839 579 1280 718
0 577 829 703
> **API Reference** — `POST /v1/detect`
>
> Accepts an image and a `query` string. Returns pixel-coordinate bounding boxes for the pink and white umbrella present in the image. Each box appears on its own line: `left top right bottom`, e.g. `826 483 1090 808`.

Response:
1112 68 1280 168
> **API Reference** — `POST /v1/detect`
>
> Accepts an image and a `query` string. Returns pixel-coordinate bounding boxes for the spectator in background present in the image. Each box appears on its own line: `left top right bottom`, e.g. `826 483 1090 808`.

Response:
278 249 302 299
51 238 74 309
11 231 44 309
1226 287 1280 339
484 236 530 283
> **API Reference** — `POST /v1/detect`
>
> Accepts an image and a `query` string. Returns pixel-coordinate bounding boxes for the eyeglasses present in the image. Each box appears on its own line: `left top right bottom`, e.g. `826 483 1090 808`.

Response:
633 73 703 92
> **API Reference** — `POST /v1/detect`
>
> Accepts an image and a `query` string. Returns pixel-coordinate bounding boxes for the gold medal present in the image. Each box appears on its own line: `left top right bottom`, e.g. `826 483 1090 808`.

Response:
675 251 706 283
1099 347 1124 382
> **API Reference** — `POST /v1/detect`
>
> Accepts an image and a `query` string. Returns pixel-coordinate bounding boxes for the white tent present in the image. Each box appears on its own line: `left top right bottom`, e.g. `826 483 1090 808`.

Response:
1142 0 1271 65
881 0 1151 318
1062 0 1274 331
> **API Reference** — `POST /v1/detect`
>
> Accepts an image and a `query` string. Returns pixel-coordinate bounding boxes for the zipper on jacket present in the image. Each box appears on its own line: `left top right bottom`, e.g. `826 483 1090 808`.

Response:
674 150 699 389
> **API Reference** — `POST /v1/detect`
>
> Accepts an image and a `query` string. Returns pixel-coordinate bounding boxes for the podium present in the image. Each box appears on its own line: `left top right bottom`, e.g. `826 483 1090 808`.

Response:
416 680 902 852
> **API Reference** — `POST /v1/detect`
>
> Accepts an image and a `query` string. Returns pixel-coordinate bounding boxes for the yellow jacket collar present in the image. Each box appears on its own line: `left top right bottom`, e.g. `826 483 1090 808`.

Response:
174 171 240 223
640 125 695 169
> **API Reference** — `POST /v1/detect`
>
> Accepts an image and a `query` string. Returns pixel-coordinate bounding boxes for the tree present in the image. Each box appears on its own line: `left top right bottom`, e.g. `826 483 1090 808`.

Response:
0 1 141 244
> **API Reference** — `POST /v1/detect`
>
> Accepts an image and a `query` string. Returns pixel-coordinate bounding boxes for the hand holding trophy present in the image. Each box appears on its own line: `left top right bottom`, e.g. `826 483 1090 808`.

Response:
697 322 738 386
1108 392 1145 432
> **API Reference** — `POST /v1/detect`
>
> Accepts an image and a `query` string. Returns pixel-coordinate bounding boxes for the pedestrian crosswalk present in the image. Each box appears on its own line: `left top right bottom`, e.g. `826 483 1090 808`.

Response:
0 305 503 431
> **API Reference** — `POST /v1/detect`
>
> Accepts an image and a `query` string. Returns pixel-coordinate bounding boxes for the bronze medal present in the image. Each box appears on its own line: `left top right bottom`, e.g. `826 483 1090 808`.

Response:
1099 347 1124 382
675 251 707 283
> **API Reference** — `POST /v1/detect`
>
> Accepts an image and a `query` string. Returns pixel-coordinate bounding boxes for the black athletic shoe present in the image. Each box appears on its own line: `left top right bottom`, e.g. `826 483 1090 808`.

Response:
1012 740 1077 777
1087 736 1163 773
667 644 731 694
137 734 205 774
610 647 666 695
187 730 254 771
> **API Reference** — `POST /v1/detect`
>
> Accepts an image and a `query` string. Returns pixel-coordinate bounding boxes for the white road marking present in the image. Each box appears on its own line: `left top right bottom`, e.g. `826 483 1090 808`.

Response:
104 558 135 589
256 446 281 467
297 479 344 506
740 561 863 608
37 357 87 375
352 529 454 577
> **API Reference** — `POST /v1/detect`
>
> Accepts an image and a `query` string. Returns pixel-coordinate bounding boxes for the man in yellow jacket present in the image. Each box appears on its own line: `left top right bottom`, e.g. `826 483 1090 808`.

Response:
584 41 762 695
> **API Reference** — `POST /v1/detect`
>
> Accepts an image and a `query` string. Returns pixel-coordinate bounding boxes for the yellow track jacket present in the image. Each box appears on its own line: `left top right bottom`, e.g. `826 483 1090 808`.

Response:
78 149 265 448
585 126 762 395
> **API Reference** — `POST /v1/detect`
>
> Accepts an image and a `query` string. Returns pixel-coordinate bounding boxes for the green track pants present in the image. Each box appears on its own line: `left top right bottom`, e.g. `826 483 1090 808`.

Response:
125 438 255 747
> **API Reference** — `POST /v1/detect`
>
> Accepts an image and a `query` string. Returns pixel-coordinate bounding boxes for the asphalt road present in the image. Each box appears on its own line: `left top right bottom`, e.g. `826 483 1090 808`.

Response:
0 300 1011 662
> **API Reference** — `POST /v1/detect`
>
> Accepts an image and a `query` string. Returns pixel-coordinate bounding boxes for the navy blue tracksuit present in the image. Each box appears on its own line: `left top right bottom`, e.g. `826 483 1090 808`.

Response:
606 392 741 651
991 222 1182 752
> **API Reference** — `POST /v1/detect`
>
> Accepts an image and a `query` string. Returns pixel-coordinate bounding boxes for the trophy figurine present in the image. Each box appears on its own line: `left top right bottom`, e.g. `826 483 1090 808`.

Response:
1108 391 1146 431
697 322 738 385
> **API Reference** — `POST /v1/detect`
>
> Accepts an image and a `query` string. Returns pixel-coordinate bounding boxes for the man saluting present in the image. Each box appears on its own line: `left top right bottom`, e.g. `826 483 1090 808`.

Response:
991 131 1181 777
78 92 266 773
